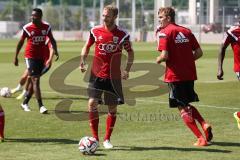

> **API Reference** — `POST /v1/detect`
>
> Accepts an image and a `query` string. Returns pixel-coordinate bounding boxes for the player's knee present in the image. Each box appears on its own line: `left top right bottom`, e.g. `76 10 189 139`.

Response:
88 99 98 111
31 77 40 83
108 105 117 114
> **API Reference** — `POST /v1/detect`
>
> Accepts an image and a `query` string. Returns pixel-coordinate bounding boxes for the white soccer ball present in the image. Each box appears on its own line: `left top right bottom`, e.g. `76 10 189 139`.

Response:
0 87 11 98
78 136 98 155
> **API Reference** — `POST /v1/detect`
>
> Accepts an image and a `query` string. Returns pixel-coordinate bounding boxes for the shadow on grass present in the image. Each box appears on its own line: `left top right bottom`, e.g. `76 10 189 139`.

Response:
113 146 232 153
5 138 107 157
212 141 240 147
6 96 88 101
81 153 106 157
5 138 78 144
43 97 88 100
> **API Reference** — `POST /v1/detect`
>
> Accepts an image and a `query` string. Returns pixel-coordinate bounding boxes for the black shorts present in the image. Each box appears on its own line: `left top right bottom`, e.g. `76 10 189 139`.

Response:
168 80 199 108
25 58 44 76
88 76 124 105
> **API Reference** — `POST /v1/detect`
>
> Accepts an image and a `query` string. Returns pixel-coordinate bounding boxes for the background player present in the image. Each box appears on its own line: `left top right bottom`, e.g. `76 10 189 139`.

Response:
156 7 212 146
13 38 54 100
80 4 134 149
14 8 58 114
217 22 240 81
217 21 240 129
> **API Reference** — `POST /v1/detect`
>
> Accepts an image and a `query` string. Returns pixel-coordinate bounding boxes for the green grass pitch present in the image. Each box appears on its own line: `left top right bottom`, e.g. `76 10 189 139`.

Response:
0 39 239 160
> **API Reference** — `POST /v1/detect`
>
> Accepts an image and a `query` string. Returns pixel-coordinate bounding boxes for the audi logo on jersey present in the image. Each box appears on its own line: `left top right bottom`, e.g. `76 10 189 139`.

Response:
32 36 45 44
98 42 120 53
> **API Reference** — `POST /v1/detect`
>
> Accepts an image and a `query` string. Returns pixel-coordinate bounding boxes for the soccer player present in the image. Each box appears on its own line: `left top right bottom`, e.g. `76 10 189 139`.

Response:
217 23 240 130
14 8 59 114
156 7 212 146
217 23 240 81
0 104 4 142
14 38 54 100
80 4 134 149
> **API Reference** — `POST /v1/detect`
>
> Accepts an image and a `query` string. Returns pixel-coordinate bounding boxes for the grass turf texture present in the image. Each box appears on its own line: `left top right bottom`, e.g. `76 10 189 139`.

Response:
0 39 239 160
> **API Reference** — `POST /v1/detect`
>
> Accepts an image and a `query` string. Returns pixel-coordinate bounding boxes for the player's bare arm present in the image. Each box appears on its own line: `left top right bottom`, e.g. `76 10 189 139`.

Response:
122 50 134 80
193 47 203 60
217 43 227 80
156 50 168 64
14 38 25 66
79 43 90 73
45 48 54 67
49 35 59 61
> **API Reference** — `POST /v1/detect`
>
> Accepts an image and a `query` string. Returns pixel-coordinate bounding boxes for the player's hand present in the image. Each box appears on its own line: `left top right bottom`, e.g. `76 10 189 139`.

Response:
14 57 19 66
122 70 129 80
79 62 86 73
55 52 59 61
45 59 52 68
217 69 224 80
156 56 162 64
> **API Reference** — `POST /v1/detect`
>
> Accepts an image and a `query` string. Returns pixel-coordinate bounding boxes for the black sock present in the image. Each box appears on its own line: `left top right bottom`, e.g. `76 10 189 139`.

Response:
37 99 43 108
23 94 32 105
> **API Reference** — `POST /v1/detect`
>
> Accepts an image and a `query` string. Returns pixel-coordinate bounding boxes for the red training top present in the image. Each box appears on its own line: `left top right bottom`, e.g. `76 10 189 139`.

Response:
21 21 53 60
86 25 133 79
157 23 200 82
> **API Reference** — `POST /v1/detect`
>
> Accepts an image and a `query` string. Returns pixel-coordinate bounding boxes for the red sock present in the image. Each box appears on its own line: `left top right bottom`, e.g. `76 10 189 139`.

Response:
189 105 205 126
0 109 5 138
104 113 117 141
180 108 203 138
237 112 240 118
89 111 99 141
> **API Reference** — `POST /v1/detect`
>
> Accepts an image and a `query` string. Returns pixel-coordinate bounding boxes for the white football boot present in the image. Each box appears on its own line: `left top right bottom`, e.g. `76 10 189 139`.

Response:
21 104 31 112
39 106 48 114
103 140 113 149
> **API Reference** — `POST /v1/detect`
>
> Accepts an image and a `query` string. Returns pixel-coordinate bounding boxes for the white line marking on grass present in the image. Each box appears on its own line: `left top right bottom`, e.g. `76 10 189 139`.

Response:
199 80 236 83
197 104 240 110
135 99 240 110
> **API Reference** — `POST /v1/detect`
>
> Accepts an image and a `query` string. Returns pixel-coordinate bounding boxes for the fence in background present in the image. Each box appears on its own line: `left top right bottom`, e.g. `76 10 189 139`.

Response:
0 0 239 43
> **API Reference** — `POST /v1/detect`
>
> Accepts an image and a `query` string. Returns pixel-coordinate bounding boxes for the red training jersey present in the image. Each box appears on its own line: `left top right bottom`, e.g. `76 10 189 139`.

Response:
157 23 200 82
21 21 53 60
86 25 133 79
223 25 240 72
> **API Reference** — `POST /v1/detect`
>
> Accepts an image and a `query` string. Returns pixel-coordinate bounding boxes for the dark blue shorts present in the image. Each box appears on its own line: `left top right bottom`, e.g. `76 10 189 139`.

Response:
25 58 44 77
168 80 199 108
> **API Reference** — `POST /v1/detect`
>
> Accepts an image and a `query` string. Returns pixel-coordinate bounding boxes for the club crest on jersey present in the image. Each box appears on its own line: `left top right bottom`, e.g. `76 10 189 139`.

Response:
113 36 119 44
31 31 35 35
42 30 46 35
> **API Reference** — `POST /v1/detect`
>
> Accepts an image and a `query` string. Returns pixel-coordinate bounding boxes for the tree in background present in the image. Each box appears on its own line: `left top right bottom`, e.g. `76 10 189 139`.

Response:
43 4 60 30
0 0 31 25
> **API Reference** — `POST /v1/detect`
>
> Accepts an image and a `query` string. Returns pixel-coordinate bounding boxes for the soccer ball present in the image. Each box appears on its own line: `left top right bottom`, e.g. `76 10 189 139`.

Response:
78 136 98 155
0 87 11 98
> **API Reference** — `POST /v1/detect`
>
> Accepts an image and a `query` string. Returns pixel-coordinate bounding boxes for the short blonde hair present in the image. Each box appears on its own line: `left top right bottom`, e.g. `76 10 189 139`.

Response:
104 4 118 17
158 7 175 23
